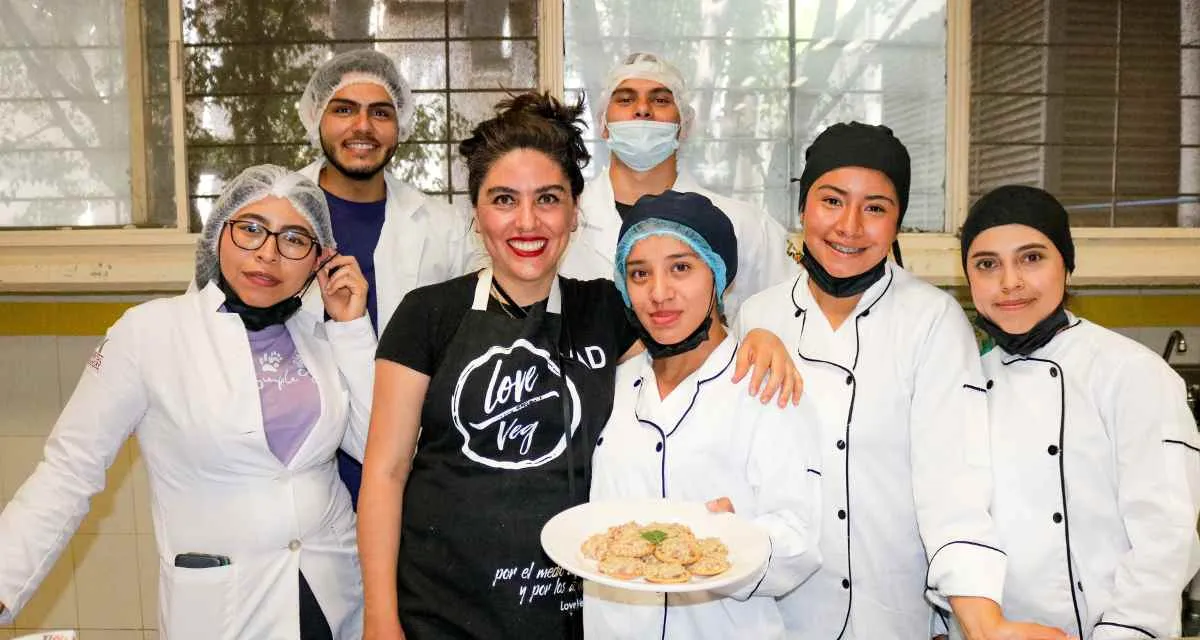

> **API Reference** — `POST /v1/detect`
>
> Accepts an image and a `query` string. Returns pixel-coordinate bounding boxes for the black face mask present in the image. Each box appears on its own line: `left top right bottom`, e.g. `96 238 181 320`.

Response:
974 303 1070 357
624 295 717 360
217 274 306 331
800 248 886 298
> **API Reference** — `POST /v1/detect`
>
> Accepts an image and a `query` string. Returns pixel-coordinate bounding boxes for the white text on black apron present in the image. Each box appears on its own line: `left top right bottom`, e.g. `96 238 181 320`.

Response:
451 338 581 469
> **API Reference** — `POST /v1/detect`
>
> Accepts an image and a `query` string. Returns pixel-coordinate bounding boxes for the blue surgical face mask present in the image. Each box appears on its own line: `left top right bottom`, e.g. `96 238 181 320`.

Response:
605 120 680 172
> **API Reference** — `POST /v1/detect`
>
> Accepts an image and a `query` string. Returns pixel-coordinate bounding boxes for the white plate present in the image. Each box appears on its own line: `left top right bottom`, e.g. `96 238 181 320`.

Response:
540 498 770 593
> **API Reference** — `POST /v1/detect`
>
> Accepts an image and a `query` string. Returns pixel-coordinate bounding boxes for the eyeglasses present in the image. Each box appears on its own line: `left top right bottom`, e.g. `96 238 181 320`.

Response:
225 220 319 260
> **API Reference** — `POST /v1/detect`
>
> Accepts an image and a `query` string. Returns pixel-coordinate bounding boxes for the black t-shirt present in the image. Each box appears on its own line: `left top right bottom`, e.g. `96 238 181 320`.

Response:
377 273 638 372
374 271 638 640
614 200 634 219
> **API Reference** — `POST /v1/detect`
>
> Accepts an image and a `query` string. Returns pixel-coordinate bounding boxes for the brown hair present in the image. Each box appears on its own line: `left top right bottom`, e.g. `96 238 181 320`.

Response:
459 92 590 206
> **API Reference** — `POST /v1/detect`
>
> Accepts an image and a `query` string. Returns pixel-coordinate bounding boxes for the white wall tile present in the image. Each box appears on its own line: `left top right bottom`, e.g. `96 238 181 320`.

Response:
57 337 102 407
1 437 47 502
0 337 60 437
12 546 77 630
77 440 137 536
72 535 141 630
78 630 145 640
135 535 158 631
72 533 141 629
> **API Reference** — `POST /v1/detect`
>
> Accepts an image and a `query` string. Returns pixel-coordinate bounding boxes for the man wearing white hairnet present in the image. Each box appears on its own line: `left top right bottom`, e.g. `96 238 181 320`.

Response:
559 52 798 315
297 49 479 507
297 49 477 333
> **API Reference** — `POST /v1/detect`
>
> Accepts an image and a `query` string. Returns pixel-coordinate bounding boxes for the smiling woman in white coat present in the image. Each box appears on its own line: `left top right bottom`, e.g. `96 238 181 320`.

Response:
951 185 1200 640
585 190 822 639
735 122 1005 639
0 165 377 640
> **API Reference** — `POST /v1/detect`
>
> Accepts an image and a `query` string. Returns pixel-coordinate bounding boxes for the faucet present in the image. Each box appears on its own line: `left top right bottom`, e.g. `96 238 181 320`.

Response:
1163 330 1188 361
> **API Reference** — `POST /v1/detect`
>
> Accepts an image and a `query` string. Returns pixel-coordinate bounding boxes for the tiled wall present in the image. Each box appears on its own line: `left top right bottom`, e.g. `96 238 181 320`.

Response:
0 335 157 640
0 323 1196 639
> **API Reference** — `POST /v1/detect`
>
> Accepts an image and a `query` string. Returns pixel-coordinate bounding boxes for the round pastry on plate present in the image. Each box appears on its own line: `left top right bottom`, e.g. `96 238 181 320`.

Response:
581 533 609 561
598 556 646 581
688 555 732 577
643 522 694 540
643 562 691 584
696 537 728 557
609 536 654 558
654 536 701 564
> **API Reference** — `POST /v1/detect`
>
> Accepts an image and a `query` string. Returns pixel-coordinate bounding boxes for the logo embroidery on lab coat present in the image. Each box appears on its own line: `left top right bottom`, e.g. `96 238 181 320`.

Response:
87 339 108 372
451 339 581 470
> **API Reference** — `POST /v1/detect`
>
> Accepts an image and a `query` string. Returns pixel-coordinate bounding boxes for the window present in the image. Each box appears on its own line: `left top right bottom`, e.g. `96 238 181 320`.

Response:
0 0 170 228
3 0 1198 291
564 0 949 231
970 0 1199 227
0 0 538 231
183 0 538 228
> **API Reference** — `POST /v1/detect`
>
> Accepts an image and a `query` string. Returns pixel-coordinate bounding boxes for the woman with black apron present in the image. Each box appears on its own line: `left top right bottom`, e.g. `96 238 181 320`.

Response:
357 92 801 640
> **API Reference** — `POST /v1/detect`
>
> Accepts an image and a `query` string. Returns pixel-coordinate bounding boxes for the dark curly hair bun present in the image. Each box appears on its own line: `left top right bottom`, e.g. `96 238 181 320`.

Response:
459 91 591 205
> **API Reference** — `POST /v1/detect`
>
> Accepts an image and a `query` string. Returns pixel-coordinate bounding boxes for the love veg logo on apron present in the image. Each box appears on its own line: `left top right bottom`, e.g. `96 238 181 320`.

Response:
451 338 582 469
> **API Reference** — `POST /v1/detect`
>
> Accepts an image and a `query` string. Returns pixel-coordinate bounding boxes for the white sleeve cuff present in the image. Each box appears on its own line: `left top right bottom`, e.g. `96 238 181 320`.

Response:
926 540 1007 609
324 314 376 344
1090 622 1158 639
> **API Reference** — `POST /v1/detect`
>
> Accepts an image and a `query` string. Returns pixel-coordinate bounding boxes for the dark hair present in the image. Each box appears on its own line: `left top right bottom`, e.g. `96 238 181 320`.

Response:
459 92 591 206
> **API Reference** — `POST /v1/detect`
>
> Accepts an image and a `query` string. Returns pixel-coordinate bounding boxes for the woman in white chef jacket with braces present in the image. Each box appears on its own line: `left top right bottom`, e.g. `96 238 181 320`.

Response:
948 185 1200 640
585 190 822 639
0 165 376 640
735 122 1006 639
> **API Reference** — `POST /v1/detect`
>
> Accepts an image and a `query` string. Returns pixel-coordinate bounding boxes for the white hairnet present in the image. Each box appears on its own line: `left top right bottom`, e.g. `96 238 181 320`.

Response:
600 52 695 138
194 164 335 287
296 49 415 150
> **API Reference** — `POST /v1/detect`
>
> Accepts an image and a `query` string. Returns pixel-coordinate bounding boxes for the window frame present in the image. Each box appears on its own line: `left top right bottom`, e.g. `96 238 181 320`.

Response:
1 0 1196 292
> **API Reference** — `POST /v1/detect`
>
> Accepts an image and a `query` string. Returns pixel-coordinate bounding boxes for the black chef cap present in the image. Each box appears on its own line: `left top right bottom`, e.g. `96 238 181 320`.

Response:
796 121 911 224
961 185 1075 273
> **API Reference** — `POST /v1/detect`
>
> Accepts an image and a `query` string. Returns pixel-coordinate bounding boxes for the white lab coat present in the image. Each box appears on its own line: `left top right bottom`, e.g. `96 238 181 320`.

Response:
299 160 479 332
950 316 1200 640
735 264 1000 639
585 335 822 639
559 169 799 316
0 282 377 640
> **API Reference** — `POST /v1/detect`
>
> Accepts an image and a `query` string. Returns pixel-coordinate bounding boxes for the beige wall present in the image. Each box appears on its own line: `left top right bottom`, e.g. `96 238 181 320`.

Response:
0 336 157 640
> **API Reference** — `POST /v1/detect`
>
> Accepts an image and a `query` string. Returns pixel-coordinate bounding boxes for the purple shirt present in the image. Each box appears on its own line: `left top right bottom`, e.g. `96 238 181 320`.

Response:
324 190 386 330
248 323 321 464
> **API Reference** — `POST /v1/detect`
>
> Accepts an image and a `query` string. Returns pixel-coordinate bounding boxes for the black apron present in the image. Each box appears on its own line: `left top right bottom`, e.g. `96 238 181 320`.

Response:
397 270 609 639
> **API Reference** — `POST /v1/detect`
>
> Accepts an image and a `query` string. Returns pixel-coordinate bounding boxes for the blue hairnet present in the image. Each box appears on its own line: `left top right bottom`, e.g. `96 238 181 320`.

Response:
614 218 730 313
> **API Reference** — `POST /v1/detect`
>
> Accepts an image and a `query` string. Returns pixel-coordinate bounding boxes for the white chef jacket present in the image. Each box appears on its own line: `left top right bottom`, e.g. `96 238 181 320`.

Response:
585 335 823 639
952 315 1200 640
735 264 1001 639
559 168 799 317
298 160 480 332
0 282 376 640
